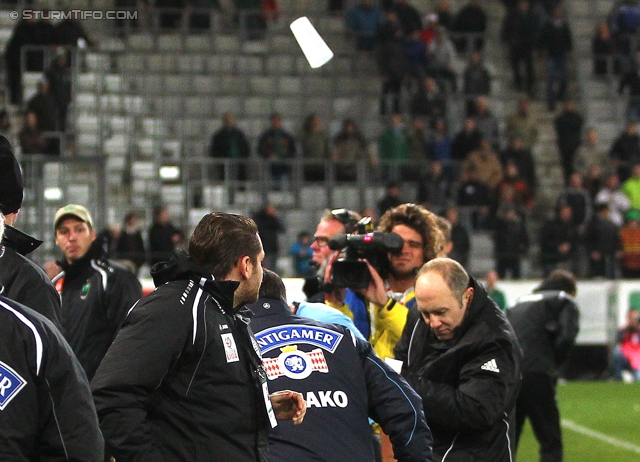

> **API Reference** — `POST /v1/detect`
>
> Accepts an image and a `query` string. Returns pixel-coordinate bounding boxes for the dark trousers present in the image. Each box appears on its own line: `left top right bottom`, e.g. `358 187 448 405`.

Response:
515 373 563 462
496 256 522 279
509 47 534 93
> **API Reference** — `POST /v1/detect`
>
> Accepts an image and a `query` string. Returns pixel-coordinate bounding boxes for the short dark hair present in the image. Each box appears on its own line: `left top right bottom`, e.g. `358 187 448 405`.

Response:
378 203 441 262
189 213 261 280
535 269 577 296
259 269 287 301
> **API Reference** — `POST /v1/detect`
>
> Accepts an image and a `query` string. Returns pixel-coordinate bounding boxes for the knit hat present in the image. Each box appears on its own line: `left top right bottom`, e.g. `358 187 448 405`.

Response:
0 135 23 215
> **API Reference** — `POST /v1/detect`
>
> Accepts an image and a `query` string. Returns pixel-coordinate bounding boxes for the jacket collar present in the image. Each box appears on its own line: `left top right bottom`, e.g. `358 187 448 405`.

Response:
246 297 291 318
151 249 241 313
1 225 42 256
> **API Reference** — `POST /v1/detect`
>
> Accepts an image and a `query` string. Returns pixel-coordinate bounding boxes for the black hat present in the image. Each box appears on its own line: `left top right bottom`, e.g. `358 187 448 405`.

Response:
0 136 23 215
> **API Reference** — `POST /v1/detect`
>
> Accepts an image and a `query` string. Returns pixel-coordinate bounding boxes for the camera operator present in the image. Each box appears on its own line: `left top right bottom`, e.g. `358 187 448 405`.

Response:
304 208 371 339
360 203 441 360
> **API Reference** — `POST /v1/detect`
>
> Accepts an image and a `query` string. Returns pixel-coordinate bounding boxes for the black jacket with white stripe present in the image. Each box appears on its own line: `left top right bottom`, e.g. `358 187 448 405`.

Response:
395 277 522 462
53 240 142 381
247 297 434 462
91 250 270 462
0 294 104 460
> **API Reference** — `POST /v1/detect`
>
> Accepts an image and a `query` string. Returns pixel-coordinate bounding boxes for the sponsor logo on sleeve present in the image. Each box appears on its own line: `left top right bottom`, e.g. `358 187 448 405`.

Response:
0 361 27 410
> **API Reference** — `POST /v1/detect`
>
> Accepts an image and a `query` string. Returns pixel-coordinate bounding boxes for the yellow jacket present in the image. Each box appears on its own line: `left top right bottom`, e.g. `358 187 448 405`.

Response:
370 289 415 360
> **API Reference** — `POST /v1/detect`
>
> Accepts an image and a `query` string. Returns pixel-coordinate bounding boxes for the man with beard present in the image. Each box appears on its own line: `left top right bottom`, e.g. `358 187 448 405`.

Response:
92 213 306 461
360 203 441 360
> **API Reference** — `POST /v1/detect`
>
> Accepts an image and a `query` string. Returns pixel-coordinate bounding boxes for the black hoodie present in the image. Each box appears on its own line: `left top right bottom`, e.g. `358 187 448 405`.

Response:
92 250 270 462
0 225 61 328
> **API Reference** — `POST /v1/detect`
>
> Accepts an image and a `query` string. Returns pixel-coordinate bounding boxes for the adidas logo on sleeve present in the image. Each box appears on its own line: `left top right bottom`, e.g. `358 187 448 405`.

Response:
480 359 500 373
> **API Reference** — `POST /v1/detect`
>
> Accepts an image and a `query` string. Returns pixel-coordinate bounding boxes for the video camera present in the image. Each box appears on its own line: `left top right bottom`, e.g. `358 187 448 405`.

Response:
328 217 404 289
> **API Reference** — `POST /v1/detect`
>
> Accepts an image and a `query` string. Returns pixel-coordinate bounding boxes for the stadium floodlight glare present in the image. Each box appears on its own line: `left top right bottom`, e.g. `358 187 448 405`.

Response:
290 16 333 69
159 165 180 180
44 187 62 201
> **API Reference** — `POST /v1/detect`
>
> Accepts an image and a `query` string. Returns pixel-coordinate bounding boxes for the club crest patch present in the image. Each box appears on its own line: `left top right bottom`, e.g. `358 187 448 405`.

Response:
80 280 91 300
263 346 329 380
0 361 27 410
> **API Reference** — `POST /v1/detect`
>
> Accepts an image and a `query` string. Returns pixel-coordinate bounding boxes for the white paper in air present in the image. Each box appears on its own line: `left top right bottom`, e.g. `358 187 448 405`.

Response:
290 16 334 69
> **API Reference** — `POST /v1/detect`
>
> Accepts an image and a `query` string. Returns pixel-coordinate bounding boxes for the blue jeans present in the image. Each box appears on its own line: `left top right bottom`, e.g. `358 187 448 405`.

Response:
547 56 568 110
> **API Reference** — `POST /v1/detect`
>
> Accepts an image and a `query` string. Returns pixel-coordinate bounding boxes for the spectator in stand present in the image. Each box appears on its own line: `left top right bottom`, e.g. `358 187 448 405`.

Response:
27 79 58 133
485 270 507 310
462 52 491 115
378 113 411 181
610 0 640 57
622 162 640 210
331 118 373 182
148 205 182 267
377 180 404 217
611 310 640 381
586 203 621 279
420 13 439 48
377 9 410 115
435 0 454 30
619 210 640 278
5 15 55 105
501 135 538 194
393 0 422 38
618 52 640 121
257 112 297 184
405 31 429 85
116 212 146 276
574 127 608 175
444 205 471 268
472 95 500 151
592 22 620 76
539 204 579 277
451 117 482 162
583 163 604 200
427 118 453 173
407 119 428 180
554 99 584 184
494 197 529 280
299 113 330 182
427 26 458 93
19 111 48 155
499 161 534 210
410 77 447 126
505 98 539 153
252 202 285 271
539 7 573 111
457 165 493 230
610 121 640 181
345 0 382 52
289 231 315 278
556 172 593 239
595 171 631 227
501 0 539 96
52 12 96 47
461 138 504 192
209 112 250 181
45 50 72 132
417 159 453 215
452 0 487 53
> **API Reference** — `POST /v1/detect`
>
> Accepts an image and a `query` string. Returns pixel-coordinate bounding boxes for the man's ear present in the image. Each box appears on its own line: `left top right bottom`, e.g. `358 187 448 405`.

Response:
90 228 97 242
464 287 474 309
238 255 251 280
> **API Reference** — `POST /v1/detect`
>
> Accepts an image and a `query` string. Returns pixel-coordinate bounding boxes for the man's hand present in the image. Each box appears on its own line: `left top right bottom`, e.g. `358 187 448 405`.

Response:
270 390 306 425
358 260 389 306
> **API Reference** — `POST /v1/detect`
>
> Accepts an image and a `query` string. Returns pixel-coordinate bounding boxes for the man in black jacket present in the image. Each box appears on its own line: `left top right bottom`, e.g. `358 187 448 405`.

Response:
248 269 433 462
0 214 104 460
0 135 61 327
92 213 305 461
52 204 142 380
395 258 522 461
507 270 579 462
